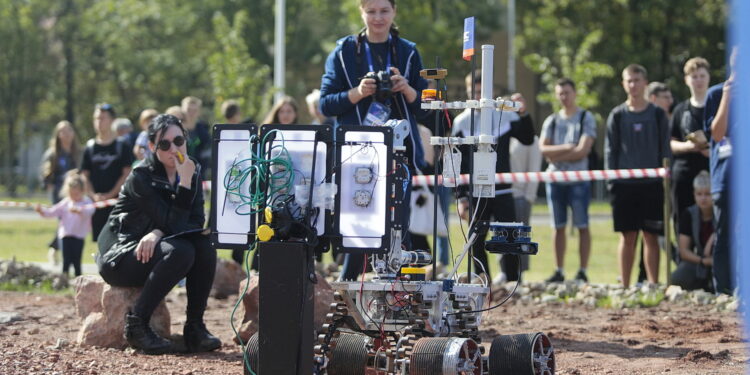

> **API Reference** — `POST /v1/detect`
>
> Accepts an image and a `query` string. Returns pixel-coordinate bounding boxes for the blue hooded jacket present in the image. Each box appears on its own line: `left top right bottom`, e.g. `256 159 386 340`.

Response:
319 33 428 171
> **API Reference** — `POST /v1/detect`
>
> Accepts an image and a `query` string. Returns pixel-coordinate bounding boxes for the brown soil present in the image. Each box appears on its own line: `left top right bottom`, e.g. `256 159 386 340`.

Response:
0 291 746 375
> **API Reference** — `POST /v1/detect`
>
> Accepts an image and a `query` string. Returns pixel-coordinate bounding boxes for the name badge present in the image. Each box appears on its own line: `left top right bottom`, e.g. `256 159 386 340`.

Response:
363 101 391 126
633 123 643 132
718 137 732 160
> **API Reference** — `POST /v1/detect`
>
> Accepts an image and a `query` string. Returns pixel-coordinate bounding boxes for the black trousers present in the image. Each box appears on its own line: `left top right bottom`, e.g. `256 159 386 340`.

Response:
470 194 519 281
91 206 114 242
99 233 216 323
60 236 84 276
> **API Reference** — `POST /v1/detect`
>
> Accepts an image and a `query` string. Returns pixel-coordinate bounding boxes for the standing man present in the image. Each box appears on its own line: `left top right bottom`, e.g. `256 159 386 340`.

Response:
539 78 596 283
670 57 711 231
80 103 134 241
704 49 736 295
454 71 535 282
181 96 211 178
605 64 671 287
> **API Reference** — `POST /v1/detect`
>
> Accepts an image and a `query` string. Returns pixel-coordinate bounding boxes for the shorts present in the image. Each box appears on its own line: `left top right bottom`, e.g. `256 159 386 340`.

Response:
546 182 590 229
610 182 664 233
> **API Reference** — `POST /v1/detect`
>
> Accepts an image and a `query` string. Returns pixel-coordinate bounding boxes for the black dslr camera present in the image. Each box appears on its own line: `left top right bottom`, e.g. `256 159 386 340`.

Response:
364 70 392 103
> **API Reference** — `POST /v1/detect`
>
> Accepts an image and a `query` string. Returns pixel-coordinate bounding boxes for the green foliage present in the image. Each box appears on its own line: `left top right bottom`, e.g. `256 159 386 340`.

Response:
0 0 730 192
0 280 72 295
0 0 53 195
522 30 614 110
518 0 727 116
208 11 272 122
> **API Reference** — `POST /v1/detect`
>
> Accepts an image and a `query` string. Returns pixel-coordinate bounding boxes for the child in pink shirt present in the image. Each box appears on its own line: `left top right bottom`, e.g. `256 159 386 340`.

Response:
36 171 95 276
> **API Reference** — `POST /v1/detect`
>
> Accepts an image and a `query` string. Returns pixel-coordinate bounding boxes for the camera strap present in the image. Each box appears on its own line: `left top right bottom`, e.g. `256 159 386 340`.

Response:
363 35 391 73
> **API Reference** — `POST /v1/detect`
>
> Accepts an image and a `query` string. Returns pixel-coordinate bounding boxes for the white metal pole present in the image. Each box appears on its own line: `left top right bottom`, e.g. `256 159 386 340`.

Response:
507 0 516 92
480 45 494 136
274 0 286 102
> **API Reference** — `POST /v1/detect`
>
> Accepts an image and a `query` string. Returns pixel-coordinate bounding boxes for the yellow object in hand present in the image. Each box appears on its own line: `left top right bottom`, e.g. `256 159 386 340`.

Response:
176 151 185 163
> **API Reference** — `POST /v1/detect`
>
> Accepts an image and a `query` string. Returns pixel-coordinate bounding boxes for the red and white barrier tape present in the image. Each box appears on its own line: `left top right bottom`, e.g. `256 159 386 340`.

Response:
410 168 668 187
1 168 666 209
0 198 119 210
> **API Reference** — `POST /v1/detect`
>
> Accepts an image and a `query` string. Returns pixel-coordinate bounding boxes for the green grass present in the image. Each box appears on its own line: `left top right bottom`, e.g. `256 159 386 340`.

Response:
1 201 672 285
0 280 73 295
438 202 670 285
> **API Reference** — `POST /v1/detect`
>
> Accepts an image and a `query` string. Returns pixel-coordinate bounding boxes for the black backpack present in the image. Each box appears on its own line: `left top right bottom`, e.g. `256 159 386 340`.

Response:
550 110 600 170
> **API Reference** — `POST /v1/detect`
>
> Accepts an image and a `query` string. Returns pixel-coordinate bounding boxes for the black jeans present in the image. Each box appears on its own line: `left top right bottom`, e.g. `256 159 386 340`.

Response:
60 236 84 276
470 194 518 281
99 233 216 322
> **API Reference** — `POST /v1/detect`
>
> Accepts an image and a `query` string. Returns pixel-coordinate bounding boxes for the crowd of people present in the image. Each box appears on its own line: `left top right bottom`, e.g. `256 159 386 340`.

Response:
31 0 737 355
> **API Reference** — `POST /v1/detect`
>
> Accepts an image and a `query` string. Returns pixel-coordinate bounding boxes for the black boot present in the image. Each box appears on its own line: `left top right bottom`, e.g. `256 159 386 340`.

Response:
124 312 172 355
184 320 222 353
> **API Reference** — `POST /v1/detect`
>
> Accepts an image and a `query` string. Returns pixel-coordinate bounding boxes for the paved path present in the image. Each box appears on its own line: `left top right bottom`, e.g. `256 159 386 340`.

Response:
30 261 99 275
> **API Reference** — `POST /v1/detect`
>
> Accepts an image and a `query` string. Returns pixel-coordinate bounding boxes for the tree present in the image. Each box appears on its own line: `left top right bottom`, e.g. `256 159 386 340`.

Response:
522 30 614 111
517 0 727 116
207 11 272 123
0 1 51 196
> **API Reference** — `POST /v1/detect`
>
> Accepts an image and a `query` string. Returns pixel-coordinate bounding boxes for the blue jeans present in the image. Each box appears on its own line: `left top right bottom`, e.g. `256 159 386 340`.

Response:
546 182 591 229
712 191 733 294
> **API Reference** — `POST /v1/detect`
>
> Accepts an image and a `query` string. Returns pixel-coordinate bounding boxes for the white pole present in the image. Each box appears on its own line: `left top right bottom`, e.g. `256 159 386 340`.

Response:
480 45 494 137
274 0 286 102
507 0 516 92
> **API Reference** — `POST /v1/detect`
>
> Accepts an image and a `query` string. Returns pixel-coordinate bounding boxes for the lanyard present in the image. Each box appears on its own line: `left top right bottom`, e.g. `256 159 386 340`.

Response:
363 35 391 73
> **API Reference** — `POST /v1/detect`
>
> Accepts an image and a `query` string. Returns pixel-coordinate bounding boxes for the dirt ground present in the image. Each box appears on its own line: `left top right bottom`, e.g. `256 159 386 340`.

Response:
0 290 746 375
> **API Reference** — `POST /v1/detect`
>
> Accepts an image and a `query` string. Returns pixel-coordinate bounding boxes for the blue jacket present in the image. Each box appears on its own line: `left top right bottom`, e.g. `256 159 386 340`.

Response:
704 83 731 195
320 34 428 171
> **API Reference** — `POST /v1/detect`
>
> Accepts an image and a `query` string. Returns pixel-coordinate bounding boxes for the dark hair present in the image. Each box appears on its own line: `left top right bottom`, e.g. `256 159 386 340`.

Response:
465 70 482 86
555 78 576 91
222 100 240 120
95 103 116 118
647 82 670 97
623 64 648 80
148 114 186 144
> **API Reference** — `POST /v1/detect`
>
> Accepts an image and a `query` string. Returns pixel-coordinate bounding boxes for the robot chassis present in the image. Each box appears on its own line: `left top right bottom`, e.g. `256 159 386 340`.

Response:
245 45 554 375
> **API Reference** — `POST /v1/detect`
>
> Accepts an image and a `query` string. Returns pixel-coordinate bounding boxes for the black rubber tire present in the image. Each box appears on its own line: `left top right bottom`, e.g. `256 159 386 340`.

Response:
326 333 371 375
410 337 482 375
488 332 555 375
410 337 452 375
243 332 259 375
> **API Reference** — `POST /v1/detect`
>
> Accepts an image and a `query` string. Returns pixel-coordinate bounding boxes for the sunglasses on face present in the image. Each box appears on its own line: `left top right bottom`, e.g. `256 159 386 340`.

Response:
157 135 186 151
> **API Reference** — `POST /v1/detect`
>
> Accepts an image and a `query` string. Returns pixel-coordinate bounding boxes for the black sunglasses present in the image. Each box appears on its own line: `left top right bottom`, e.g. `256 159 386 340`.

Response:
157 135 186 151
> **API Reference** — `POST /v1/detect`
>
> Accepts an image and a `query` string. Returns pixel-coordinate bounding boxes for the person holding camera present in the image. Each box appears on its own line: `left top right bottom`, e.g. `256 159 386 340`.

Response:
96 114 220 354
320 0 428 280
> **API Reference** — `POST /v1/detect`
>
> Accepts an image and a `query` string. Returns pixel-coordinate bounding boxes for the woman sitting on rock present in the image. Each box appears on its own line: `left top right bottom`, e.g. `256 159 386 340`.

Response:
96 114 220 354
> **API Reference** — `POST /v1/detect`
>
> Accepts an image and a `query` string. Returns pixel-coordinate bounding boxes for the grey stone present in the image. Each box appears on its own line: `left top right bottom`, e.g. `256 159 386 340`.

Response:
0 312 22 324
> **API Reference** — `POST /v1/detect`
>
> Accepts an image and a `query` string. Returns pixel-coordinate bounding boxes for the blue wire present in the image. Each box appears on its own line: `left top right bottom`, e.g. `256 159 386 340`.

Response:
402 163 410 195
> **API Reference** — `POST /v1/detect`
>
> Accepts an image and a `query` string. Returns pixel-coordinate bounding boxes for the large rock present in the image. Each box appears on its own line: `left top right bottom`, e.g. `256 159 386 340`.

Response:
233 273 334 344
74 276 170 348
211 258 247 299
74 275 104 319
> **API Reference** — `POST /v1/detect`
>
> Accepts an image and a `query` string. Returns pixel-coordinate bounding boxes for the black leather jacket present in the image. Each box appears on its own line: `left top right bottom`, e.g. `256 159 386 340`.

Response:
97 154 205 268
